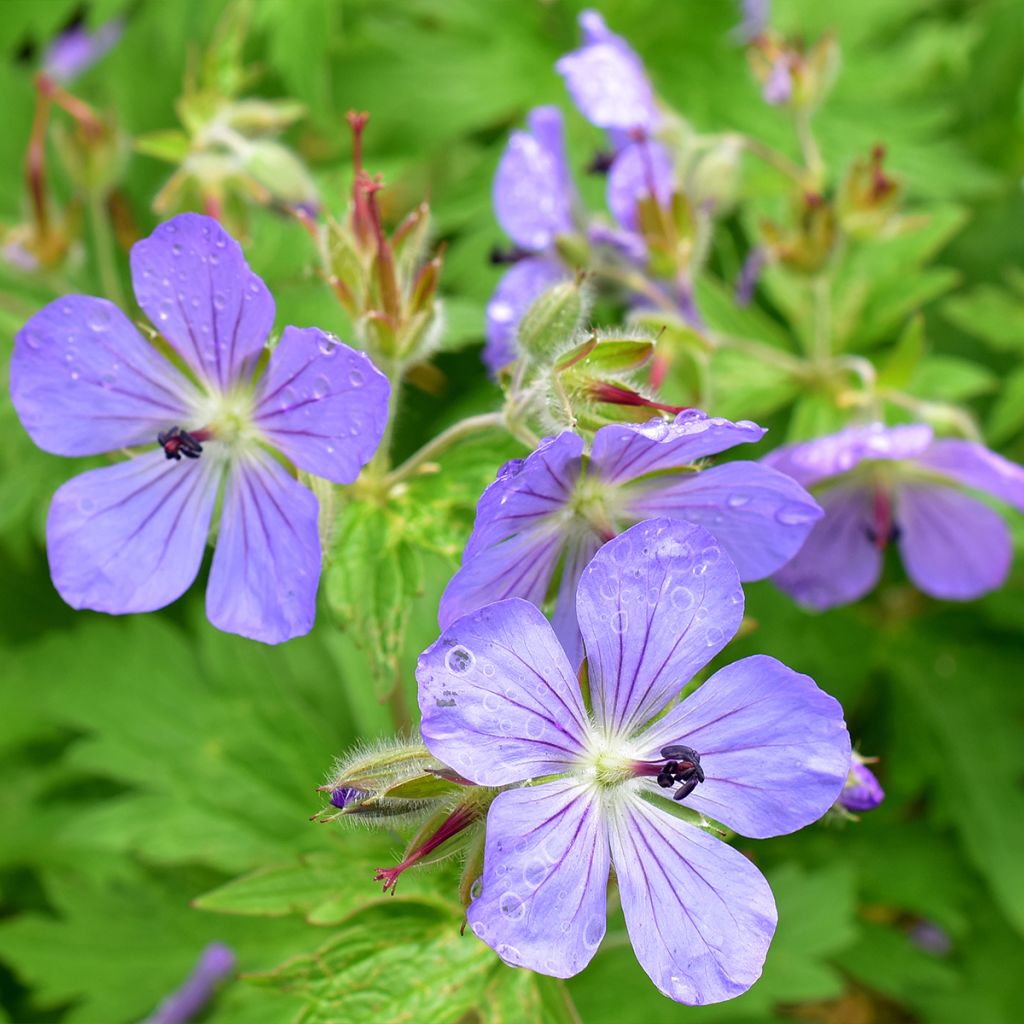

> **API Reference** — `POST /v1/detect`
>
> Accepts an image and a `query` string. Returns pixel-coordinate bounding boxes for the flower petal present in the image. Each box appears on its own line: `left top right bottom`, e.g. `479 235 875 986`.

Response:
622 461 822 580
556 12 659 132
764 422 933 488
577 519 744 736
485 258 569 375
253 327 389 484
464 433 584 559
609 797 776 1005
591 411 766 485
46 450 220 613
205 450 321 644
467 780 610 978
641 655 851 838
550 531 604 669
915 439 1024 511
11 296 201 456
439 432 583 629
130 213 275 391
771 484 882 609
494 107 574 251
417 599 589 786
896 484 1012 600
607 139 674 232
439 527 565 632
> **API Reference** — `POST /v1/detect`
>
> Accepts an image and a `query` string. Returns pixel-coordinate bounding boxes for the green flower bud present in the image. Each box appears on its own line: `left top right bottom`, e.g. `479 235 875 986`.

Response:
518 276 587 359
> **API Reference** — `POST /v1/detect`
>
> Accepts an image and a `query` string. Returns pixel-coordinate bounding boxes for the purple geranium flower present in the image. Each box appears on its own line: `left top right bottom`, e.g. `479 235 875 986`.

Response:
764 422 1024 609
486 107 575 374
418 518 851 1003
10 213 389 643
556 10 660 135
606 136 674 234
440 410 821 662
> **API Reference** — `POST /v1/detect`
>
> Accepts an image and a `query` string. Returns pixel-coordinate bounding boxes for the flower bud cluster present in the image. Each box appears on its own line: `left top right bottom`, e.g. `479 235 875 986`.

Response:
318 113 445 373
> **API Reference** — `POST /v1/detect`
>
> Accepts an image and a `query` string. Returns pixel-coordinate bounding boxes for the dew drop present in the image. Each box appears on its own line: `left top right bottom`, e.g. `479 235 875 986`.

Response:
312 374 331 399
583 915 604 949
213 291 228 311
86 306 112 332
445 645 475 675
348 367 364 387
706 627 724 647
79 497 96 514
671 587 694 610
776 502 818 526
157 301 173 323
471 920 487 938
23 332 42 349
172 242 183 256
727 493 750 509
526 718 544 739
611 609 628 634
318 335 337 356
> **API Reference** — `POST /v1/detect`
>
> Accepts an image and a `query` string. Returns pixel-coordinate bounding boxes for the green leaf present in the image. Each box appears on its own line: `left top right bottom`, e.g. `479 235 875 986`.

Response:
987 366 1024 443
942 283 1024 352
907 354 996 401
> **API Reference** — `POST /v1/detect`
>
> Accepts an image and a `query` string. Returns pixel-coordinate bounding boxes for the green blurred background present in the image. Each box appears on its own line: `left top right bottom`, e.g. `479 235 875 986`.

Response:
1 1 1023 1021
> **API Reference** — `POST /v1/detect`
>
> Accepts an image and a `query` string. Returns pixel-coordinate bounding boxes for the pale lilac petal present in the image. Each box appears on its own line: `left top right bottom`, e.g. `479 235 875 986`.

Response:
771 484 882 609
485 258 569 374
494 107 574 251
557 12 659 132
142 942 235 1024
467 780 609 977
439 527 565 630
550 532 604 668
577 519 744 736
46 450 220 613
591 411 766 486
896 484 1012 600
417 599 590 786
205 450 321 644
609 797 776 1004
764 422 933 488
253 327 389 484
915 439 1024 511
465 433 583 557
622 461 822 580
607 140 674 232
11 296 201 456
131 214 275 391
641 655 850 838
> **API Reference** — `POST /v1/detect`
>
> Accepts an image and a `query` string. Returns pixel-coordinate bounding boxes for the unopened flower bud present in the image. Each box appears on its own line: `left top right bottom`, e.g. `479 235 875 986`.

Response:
518 276 587 360
837 756 885 813
241 139 319 215
314 740 458 825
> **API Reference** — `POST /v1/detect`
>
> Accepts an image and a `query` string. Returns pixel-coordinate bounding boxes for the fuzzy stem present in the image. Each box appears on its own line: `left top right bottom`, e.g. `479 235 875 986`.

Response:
384 411 507 488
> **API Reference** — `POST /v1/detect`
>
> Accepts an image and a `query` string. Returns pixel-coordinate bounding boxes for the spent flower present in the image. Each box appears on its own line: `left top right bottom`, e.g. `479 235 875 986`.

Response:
10 213 389 643
419 518 851 1003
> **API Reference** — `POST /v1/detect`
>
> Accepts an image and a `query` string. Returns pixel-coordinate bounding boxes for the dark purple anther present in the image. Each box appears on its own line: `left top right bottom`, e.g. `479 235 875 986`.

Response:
158 426 204 461
655 745 705 802
140 942 235 1024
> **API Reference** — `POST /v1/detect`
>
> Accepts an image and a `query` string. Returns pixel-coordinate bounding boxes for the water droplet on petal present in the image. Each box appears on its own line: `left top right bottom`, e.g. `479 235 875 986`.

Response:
348 367 364 387
776 502 818 526
726 493 750 509
213 291 227 311
706 627 724 647
583 915 604 949
86 306 112 332
611 610 628 634
445 645 475 675
312 374 331 399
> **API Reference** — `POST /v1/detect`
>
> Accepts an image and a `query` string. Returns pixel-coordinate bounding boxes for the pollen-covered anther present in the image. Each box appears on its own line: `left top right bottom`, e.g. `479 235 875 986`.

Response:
639 744 705 802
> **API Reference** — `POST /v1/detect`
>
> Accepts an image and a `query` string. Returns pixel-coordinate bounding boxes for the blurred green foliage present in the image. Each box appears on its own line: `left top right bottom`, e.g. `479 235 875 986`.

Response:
1 0 1024 1021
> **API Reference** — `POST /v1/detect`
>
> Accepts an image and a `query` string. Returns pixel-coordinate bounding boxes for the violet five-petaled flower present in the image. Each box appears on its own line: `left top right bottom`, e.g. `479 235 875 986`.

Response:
763 422 1024 609
418 517 851 1004
486 107 575 375
440 410 821 664
9 213 389 643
